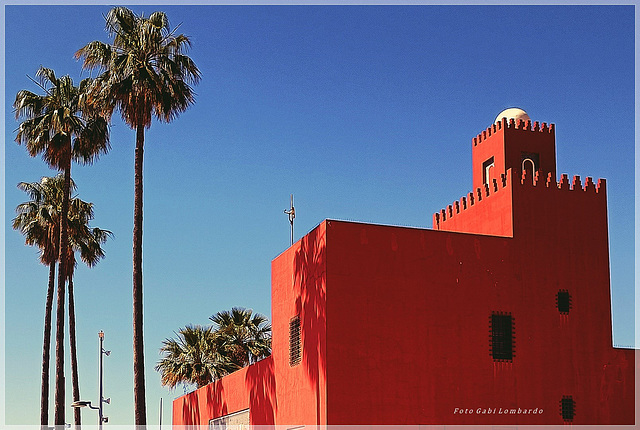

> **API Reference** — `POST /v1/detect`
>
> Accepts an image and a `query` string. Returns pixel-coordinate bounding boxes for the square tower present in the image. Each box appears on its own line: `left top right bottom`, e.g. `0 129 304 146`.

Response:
472 108 557 189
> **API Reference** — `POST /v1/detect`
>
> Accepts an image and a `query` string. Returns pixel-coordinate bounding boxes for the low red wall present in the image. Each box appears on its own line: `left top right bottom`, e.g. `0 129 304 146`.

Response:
172 356 275 426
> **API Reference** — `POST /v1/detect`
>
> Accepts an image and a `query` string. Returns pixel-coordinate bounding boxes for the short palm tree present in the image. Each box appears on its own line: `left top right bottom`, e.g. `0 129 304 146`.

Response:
210 307 272 367
156 325 237 389
14 67 109 426
76 8 200 423
13 175 111 427
156 309 271 390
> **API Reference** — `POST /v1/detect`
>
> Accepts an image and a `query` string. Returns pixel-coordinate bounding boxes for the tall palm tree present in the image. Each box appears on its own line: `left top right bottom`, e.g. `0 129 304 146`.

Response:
210 307 272 367
14 68 110 426
76 7 200 424
13 177 64 428
13 176 111 428
155 325 237 390
65 197 112 428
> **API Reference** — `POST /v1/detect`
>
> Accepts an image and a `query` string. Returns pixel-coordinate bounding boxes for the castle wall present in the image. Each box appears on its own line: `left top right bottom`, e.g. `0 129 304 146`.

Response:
173 113 634 427
324 219 634 425
507 172 635 424
325 220 515 424
172 211 633 426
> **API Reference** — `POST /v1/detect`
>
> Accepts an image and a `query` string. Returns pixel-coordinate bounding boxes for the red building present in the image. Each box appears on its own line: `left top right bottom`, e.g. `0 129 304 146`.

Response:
173 109 635 427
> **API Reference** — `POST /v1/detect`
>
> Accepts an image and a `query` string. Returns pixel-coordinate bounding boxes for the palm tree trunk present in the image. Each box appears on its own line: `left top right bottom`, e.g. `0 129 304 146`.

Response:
68 276 81 428
54 149 71 426
133 124 147 426
41 262 55 429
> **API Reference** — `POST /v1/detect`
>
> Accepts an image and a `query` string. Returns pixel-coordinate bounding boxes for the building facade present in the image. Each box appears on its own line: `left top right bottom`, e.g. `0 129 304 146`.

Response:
173 110 635 427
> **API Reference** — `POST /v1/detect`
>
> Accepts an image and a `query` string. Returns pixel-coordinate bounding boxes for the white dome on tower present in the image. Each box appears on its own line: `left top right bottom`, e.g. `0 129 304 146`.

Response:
495 107 530 125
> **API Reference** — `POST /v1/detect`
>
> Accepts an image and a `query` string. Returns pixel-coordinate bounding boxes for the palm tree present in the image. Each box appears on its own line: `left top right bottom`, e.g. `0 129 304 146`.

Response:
156 309 271 390
209 307 272 367
13 176 111 427
76 7 200 423
14 68 109 426
65 197 112 428
13 177 63 428
155 325 237 390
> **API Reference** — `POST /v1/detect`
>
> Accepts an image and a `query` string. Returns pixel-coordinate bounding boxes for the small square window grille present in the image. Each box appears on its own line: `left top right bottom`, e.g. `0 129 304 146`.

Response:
490 312 514 361
557 290 571 314
289 315 301 367
560 396 575 422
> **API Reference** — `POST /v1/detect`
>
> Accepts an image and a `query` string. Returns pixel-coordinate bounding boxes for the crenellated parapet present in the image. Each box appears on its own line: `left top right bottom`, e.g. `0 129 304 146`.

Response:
518 169 606 194
433 170 512 229
433 169 606 231
473 118 555 146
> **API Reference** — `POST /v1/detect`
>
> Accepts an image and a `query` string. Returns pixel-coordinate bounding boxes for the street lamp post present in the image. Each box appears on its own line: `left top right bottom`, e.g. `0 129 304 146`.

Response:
98 330 110 428
71 330 110 429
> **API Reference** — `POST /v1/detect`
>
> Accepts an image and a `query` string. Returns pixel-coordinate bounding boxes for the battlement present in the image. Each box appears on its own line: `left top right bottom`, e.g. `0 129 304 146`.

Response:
473 118 555 146
433 169 512 229
433 169 606 230
519 169 606 194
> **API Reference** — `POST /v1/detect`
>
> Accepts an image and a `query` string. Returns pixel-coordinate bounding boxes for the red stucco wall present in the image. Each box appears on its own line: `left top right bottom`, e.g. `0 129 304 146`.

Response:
174 212 633 426
172 357 276 427
324 218 633 425
270 221 327 426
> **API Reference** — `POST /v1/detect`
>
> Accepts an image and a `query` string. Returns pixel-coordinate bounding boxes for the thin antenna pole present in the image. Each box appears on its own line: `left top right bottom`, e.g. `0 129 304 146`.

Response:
159 398 163 430
284 194 295 246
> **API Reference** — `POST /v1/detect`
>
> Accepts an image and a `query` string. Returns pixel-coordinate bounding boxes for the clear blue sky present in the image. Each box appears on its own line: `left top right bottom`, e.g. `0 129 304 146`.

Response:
2 3 636 426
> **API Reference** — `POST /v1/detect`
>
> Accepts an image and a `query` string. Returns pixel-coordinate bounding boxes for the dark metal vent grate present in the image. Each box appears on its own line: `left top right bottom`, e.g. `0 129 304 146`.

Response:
490 312 515 361
289 315 301 367
560 396 576 422
557 290 571 314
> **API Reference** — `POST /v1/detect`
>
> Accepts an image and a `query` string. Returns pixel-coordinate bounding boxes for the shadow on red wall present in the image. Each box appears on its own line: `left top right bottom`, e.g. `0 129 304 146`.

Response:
294 225 327 425
204 379 228 422
246 356 277 425
180 390 200 425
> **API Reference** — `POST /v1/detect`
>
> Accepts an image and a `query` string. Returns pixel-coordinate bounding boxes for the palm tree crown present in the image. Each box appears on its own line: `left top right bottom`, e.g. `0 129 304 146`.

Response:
14 67 110 168
13 175 112 280
156 308 271 390
156 325 238 390
75 7 201 128
13 176 68 267
210 307 272 367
